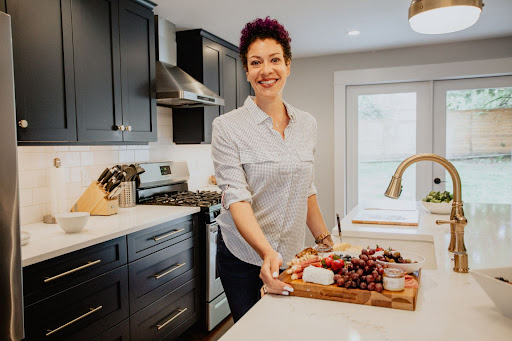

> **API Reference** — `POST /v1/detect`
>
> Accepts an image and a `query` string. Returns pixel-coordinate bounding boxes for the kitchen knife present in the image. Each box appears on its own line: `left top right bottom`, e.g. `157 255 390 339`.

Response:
105 177 120 192
336 213 342 243
107 186 122 199
108 179 122 193
101 167 118 185
97 167 110 182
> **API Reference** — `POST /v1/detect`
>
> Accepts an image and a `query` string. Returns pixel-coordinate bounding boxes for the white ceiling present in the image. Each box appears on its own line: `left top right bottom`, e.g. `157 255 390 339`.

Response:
153 0 512 59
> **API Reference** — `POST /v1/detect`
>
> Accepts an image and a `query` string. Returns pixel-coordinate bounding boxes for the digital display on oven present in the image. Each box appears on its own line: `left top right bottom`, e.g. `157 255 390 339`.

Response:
160 165 171 175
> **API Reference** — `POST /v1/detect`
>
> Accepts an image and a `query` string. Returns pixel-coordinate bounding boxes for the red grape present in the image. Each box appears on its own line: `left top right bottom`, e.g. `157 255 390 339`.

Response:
367 282 376 291
375 283 383 293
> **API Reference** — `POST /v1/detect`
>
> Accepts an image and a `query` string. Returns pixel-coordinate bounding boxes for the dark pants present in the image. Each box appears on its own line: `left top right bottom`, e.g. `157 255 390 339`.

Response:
216 231 263 323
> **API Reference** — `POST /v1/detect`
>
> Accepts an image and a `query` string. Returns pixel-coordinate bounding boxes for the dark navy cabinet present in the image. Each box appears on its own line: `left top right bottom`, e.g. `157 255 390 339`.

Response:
22 213 199 341
173 29 253 144
7 0 156 143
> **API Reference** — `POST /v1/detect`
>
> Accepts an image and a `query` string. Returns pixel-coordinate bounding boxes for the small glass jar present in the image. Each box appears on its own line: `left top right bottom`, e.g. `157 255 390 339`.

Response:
383 268 405 291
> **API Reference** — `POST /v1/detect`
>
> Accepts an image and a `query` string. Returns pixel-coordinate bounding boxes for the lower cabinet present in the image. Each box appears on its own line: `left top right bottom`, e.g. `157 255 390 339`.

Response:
23 213 200 341
130 278 199 341
23 266 129 340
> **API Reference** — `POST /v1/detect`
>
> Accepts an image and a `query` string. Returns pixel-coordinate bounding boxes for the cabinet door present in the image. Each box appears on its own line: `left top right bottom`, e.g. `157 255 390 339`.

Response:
119 0 156 142
222 47 239 114
73 0 123 142
8 0 77 142
238 61 252 106
202 39 222 143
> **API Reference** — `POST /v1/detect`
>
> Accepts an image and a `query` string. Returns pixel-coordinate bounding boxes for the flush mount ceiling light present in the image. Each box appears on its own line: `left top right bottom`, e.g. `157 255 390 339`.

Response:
409 0 484 34
347 30 361 36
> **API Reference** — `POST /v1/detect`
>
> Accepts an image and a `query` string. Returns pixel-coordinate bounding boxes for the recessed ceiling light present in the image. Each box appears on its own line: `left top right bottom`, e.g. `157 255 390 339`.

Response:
347 30 360 36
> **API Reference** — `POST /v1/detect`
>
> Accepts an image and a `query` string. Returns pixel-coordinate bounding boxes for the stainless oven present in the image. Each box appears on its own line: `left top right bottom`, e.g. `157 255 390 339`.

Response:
206 222 230 331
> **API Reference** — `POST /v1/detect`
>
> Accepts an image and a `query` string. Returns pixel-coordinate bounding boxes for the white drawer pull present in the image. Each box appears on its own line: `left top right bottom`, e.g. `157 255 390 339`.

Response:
153 263 186 280
152 228 185 241
46 306 103 336
155 308 187 330
44 260 102 283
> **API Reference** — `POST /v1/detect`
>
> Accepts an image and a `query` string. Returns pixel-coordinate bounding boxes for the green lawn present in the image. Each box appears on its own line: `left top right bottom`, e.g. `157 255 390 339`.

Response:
359 156 512 204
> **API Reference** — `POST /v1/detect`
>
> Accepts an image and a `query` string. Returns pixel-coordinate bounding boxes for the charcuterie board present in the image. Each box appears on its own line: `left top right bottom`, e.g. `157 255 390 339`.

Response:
277 270 420 311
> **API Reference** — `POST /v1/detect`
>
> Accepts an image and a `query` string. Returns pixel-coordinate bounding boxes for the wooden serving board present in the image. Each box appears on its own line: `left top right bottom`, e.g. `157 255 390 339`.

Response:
278 270 420 311
351 209 419 226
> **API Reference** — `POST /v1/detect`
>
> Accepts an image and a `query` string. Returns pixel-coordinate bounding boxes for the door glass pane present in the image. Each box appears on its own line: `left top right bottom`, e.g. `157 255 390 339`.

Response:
445 87 512 204
358 93 416 202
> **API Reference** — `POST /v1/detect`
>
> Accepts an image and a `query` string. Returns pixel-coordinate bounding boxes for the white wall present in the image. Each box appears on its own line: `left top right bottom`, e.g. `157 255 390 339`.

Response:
17 107 215 225
284 36 512 243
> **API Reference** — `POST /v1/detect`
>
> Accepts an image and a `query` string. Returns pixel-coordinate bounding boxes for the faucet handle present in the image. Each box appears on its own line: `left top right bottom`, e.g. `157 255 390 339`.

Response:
436 219 456 225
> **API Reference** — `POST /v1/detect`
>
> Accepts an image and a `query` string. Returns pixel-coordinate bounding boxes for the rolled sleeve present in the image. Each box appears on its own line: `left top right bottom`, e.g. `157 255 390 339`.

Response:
211 118 252 209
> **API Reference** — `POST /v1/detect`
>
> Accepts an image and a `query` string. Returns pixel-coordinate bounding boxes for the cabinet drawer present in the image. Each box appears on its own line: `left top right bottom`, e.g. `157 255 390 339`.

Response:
130 278 199 341
129 236 198 312
23 236 127 306
127 214 196 261
91 318 130 341
24 266 129 341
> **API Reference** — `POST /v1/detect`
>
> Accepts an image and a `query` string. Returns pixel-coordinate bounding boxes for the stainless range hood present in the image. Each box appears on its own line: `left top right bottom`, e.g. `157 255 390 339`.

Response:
155 17 224 108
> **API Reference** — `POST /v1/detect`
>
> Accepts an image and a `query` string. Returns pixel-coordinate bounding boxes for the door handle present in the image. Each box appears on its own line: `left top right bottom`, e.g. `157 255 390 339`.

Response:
46 306 102 336
44 260 101 283
155 308 187 330
153 263 186 279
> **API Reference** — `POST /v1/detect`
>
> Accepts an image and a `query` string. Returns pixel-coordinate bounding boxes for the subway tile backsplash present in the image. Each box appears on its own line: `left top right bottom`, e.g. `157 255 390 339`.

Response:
17 107 214 225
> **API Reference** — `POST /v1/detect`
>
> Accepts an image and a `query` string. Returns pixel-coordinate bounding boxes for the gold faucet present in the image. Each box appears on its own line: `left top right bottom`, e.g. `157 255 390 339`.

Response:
384 153 469 273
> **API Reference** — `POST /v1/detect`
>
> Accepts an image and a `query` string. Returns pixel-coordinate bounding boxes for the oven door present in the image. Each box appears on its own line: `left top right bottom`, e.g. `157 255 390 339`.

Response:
206 222 225 301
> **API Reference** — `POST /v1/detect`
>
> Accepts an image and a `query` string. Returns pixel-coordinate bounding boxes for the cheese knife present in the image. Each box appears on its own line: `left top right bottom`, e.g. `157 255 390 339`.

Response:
336 213 342 243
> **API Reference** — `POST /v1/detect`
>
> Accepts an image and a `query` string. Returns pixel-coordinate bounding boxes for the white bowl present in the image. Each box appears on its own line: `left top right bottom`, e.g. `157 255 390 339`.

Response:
376 251 425 273
55 212 90 233
420 200 452 214
470 267 512 319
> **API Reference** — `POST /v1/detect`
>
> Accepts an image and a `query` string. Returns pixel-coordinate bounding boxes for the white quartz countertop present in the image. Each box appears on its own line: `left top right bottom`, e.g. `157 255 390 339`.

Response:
20 205 200 267
220 202 512 340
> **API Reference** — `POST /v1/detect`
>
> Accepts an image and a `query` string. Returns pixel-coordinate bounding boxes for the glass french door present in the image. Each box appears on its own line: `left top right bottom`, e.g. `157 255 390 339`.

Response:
346 82 432 212
433 76 512 204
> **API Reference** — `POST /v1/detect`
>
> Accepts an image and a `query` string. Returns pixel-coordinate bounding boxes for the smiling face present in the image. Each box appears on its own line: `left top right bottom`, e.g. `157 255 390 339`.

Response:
246 38 291 101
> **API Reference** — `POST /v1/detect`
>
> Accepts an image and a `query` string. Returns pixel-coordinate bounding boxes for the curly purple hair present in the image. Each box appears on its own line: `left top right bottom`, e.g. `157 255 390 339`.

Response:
239 17 292 71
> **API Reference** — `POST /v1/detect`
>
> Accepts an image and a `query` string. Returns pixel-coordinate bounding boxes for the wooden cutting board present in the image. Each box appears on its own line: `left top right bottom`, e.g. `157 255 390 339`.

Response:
278 270 420 311
351 209 419 226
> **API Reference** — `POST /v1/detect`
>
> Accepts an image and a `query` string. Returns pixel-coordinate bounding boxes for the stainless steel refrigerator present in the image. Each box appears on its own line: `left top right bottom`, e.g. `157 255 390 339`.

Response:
0 11 24 341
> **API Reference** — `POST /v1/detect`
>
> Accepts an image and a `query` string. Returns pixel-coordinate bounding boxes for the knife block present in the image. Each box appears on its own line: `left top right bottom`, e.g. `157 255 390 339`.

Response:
72 181 119 216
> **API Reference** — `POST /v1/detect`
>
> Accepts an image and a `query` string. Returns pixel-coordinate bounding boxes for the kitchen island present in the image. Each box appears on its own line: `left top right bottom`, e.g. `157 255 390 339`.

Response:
220 202 512 341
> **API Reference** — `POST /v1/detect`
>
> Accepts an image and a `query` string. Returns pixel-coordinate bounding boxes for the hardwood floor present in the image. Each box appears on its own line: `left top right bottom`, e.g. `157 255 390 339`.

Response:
181 315 234 341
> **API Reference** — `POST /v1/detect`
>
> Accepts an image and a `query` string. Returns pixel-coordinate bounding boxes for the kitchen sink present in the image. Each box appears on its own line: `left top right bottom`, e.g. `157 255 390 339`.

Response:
331 232 438 270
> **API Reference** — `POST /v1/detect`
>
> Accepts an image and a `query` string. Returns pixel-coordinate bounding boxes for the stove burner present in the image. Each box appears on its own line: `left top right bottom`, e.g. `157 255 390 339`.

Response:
145 190 221 208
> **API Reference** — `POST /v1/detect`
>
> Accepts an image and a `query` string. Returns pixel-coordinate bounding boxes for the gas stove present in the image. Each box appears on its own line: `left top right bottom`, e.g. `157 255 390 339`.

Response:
143 190 221 209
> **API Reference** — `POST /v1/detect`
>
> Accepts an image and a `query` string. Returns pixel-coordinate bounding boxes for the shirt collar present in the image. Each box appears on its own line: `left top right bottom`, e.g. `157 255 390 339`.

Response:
244 96 297 125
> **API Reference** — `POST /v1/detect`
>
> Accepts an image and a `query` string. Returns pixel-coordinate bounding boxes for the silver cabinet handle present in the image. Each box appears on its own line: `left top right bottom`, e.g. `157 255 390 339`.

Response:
46 305 103 336
117 125 125 131
44 260 101 283
126 125 132 131
18 120 28 128
153 228 185 242
153 263 186 279
155 308 187 330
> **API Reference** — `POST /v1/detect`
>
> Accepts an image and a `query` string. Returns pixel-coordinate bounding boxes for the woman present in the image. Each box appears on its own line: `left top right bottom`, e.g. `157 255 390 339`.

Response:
211 17 333 322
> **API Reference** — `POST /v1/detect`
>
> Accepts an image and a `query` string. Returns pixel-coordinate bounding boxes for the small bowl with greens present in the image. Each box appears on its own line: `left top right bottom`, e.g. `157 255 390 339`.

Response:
420 191 453 214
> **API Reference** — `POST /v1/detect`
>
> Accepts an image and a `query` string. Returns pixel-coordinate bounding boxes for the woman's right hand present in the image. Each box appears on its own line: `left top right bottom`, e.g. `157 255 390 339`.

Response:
259 250 294 296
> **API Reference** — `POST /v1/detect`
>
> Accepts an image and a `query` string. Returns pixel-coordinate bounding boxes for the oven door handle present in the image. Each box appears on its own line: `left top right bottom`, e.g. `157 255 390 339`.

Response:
208 222 218 234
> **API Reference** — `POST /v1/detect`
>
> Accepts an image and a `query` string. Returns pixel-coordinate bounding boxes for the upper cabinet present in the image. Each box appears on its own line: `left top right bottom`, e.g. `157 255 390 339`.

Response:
7 0 157 143
173 29 253 144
